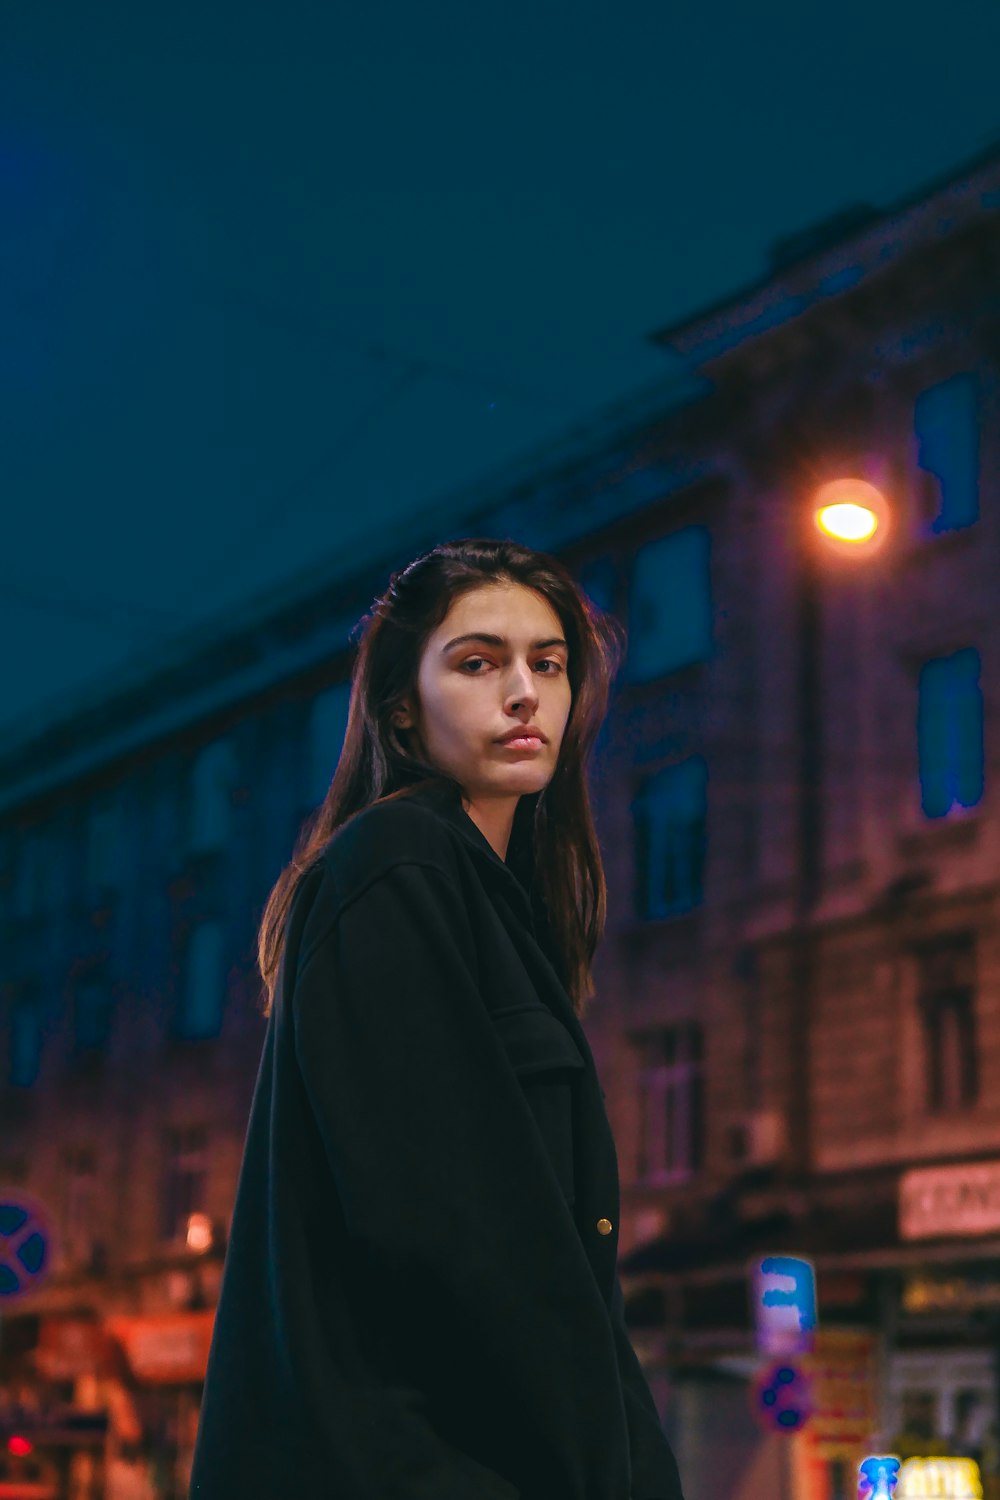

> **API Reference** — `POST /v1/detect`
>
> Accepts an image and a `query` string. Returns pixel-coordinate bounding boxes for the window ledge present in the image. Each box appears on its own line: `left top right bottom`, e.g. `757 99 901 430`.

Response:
897 811 981 858
615 912 703 977
898 522 979 567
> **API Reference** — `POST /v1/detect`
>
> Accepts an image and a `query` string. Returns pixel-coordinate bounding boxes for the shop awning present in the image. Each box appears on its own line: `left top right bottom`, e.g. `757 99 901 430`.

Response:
103 1309 215 1385
621 1189 1000 1282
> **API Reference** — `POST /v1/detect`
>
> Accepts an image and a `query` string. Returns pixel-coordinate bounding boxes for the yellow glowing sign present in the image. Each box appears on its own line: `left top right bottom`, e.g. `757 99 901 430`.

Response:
896 1456 983 1498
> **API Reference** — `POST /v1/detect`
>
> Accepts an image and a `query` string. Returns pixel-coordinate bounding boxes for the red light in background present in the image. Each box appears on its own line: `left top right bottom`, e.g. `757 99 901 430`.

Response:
7 1436 34 1457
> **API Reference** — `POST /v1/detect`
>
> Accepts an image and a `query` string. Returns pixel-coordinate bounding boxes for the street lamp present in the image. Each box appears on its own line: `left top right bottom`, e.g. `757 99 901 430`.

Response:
767 472 894 1500
812 477 890 556
787 476 890 1174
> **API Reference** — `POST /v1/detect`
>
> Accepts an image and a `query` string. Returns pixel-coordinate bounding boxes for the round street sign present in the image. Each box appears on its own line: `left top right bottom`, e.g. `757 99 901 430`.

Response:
0 1188 53 1300
750 1359 814 1434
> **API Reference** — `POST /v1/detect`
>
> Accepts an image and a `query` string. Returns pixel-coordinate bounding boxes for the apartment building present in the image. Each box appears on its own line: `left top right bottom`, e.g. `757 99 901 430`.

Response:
603 145 1000 1500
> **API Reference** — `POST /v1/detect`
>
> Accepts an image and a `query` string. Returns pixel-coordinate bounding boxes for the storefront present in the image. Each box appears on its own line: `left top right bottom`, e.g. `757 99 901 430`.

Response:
620 1161 1000 1500
0 1313 108 1500
103 1310 214 1499
0 1307 213 1500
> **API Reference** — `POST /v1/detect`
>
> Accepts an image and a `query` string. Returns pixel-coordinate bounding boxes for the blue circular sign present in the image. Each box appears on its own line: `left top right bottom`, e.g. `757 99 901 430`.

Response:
0 1190 53 1299
750 1359 813 1433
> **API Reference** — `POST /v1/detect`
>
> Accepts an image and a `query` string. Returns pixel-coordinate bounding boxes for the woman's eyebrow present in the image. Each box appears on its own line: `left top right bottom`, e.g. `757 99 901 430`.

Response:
441 632 568 653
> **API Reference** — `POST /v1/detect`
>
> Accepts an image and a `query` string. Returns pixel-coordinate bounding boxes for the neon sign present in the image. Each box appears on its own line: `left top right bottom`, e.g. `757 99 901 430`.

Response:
858 1455 983 1500
750 1254 817 1356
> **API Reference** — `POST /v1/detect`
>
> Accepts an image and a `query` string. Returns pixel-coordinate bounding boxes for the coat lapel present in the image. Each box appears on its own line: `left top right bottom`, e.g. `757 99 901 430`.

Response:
404 777 600 1073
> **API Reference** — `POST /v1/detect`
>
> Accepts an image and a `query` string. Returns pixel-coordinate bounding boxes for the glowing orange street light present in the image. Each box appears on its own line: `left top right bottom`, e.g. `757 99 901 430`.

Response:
812 477 889 556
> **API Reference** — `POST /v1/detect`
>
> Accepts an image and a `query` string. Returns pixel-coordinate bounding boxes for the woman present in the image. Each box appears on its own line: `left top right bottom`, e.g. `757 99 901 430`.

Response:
189 537 686 1500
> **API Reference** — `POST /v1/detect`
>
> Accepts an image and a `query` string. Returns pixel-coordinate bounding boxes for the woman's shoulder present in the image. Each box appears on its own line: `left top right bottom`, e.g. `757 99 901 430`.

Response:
317 790 464 901
287 794 467 974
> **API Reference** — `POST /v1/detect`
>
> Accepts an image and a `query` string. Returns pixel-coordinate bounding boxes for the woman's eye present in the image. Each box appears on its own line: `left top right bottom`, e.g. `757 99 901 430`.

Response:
459 658 563 674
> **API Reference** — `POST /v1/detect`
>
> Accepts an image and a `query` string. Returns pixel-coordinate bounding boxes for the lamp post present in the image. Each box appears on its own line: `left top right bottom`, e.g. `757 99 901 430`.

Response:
775 476 890 1500
786 478 890 1173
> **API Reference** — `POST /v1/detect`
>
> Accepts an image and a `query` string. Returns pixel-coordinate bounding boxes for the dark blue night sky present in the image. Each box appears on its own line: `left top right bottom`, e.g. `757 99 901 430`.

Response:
5 0 1000 744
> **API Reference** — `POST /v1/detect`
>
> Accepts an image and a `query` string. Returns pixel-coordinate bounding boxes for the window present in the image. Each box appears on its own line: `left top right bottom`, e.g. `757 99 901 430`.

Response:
177 919 226 1039
900 1389 938 1441
162 1125 208 1244
924 992 977 1110
632 757 707 918
916 935 977 1112
73 966 114 1054
307 683 350 806
12 830 50 920
635 1023 704 1181
626 526 712 682
917 649 983 817
914 372 979 534
889 1350 995 1464
62 1146 97 1266
85 794 123 902
9 981 42 1088
187 738 237 855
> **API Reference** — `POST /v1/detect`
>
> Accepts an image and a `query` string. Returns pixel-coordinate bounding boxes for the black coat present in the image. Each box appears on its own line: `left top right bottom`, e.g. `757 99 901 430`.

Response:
189 777 685 1500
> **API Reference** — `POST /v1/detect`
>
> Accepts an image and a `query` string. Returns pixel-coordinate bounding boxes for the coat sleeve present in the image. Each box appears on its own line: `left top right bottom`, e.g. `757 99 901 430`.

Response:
609 1274 686 1500
292 856 638 1500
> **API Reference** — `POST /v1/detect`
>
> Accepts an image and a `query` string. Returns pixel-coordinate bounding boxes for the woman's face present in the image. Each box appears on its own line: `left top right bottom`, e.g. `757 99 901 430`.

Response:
396 581 573 807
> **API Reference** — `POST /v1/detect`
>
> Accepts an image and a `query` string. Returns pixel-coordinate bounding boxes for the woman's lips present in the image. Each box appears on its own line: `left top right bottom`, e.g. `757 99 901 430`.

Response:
497 736 544 751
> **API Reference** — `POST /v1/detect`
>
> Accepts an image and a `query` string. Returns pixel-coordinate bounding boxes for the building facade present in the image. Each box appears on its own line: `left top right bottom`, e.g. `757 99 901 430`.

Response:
1 141 999 1500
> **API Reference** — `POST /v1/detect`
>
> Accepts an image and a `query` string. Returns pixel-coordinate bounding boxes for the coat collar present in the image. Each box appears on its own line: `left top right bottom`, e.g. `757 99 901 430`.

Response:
404 777 538 899
401 777 553 947
402 777 590 1054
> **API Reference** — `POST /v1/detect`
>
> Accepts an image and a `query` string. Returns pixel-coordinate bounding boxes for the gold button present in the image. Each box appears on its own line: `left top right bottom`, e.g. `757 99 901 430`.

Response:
596 1218 613 1235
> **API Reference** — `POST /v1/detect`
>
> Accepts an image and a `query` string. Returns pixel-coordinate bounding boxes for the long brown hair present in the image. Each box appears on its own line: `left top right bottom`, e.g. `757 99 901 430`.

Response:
257 536 626 1020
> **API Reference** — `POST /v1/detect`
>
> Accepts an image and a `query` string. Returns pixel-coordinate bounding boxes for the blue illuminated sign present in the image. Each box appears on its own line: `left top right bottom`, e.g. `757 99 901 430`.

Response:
751 1254 817 1356
859 1456 900 1499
